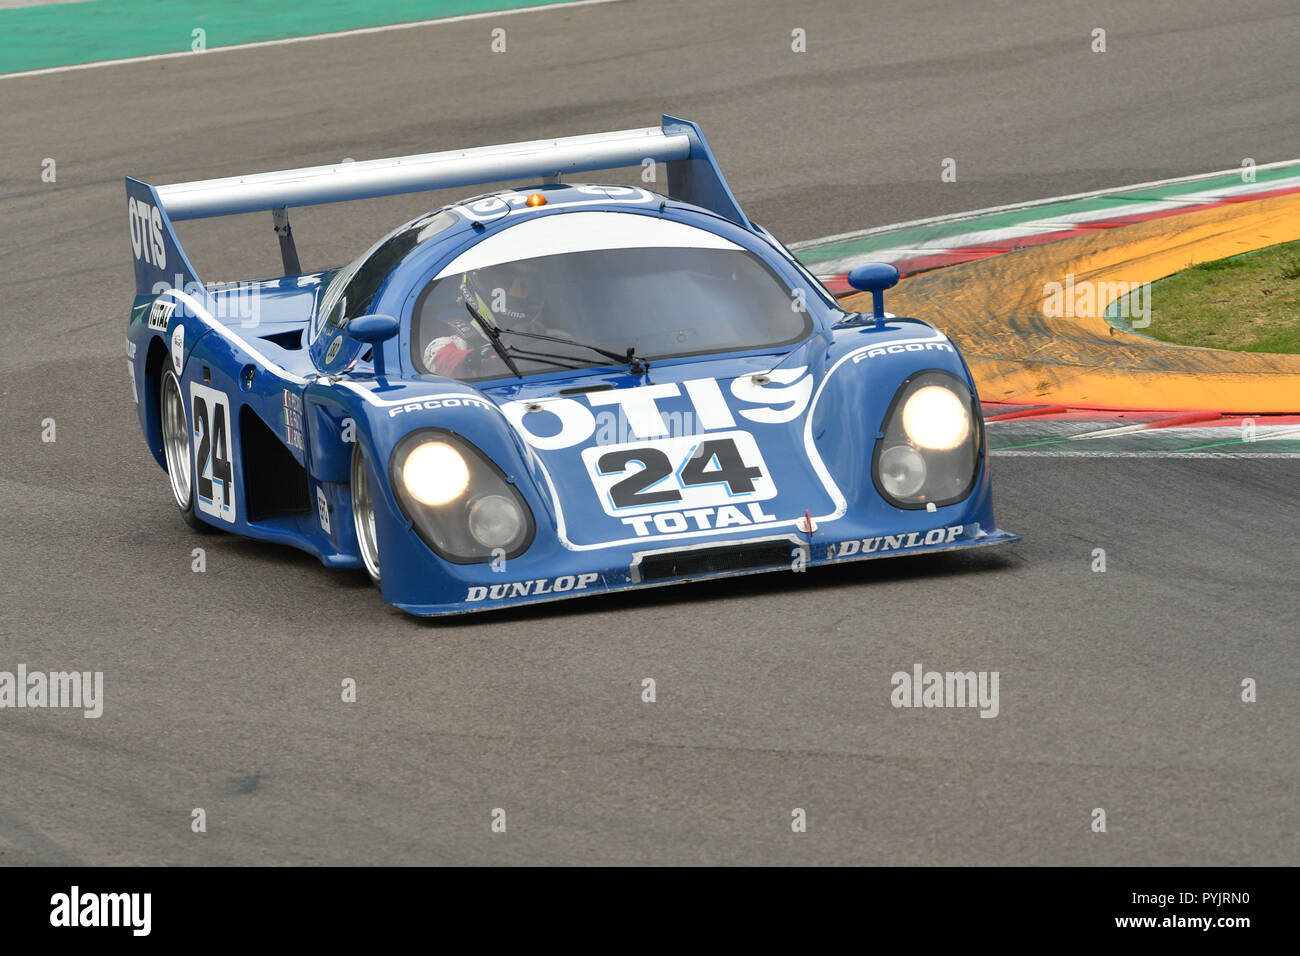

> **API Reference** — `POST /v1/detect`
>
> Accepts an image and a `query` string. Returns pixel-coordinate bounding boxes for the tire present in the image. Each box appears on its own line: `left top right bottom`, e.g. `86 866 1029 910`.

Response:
159 368 216 533
351 443 381 584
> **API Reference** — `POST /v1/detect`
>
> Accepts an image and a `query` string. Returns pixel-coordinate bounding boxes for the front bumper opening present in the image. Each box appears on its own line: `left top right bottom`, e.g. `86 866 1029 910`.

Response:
630 536 806 584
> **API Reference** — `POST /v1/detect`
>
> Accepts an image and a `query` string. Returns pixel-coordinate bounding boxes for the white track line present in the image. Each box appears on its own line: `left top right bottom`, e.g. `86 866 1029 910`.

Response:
800 173 1300 273
991 450 1300 458
790 160 1300 252
0 0 626 80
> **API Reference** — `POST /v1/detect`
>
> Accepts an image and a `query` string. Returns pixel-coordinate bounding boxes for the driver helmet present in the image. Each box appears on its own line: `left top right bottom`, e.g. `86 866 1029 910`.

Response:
459 260 545 329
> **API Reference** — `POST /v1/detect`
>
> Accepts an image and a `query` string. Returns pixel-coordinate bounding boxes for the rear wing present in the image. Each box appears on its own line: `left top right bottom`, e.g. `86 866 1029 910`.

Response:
125 114 752 297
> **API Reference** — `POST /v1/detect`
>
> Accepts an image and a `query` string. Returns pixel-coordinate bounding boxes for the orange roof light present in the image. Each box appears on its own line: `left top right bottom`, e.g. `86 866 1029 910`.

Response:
525 192 548 207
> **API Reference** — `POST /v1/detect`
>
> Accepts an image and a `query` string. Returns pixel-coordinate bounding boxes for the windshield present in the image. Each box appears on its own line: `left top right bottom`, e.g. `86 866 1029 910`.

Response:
315 209 459 339
412 239 812 381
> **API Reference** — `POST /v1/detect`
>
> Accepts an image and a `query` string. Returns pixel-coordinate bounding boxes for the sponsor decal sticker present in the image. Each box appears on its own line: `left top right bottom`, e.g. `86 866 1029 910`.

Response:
126 339 138 404
453 185 655 223
582 430 775 518
147 299 176 331
170 324 184 376
127 196 166 269
618 502 778 537
466 572 599 602
386 395 495 417
190 382 236 523
316 486 331 534
500 370 813 452
852 341 955 362
499 371 829 545
282 390 305 451
829 524 964 558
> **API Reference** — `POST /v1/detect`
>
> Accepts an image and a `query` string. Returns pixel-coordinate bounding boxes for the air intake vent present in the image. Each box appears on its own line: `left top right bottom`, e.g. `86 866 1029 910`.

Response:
632 538 804 583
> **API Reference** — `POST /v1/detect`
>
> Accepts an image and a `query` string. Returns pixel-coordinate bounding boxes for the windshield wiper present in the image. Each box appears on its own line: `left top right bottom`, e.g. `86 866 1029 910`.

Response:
466 301 649 375
499 346 588 371
464 301 523 378
496 325 650 375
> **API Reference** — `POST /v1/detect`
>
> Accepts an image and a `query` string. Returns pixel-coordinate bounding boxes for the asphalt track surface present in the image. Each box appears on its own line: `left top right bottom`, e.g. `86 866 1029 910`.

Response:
1 0 1297 865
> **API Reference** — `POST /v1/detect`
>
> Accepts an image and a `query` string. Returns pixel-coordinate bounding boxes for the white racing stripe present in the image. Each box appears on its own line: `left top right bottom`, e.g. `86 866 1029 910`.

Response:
159 288 310 386
337 380 488 408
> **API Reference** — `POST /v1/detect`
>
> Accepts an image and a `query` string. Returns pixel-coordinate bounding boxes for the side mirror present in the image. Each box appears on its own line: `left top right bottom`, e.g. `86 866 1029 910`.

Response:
347 314 400 378
846 263 901 327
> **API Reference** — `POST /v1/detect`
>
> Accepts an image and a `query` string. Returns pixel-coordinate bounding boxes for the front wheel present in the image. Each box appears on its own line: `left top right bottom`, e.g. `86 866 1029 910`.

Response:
351 443 381 584
159 368 215 533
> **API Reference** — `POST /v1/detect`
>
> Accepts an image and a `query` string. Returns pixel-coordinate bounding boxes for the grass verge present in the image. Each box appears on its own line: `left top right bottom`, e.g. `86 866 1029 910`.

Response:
1140 239 1300 353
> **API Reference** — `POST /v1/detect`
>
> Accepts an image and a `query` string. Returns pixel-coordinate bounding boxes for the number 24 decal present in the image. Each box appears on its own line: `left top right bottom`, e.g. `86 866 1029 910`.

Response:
595 434 767 511
190 382 237 522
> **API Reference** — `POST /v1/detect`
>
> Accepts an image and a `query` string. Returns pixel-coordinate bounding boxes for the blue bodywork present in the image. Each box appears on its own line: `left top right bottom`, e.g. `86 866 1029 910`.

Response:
124 118 1016 616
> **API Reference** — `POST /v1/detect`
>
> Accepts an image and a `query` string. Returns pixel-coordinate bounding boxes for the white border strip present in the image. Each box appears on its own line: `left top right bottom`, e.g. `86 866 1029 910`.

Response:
1 0 626 80
992 450 1300 458
790 160 1300 252
801 173 1300 274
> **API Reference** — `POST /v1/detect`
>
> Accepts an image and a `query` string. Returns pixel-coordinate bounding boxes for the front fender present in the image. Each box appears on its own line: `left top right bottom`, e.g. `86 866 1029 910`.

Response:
313 378 566 609
807 316 998 534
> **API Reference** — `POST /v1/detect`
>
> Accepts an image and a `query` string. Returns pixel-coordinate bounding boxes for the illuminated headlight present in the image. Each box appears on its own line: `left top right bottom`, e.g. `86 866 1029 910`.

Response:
873 371 982 509
901 385 971 451
402 441 470 505
468 494 525 549
390 430 534 563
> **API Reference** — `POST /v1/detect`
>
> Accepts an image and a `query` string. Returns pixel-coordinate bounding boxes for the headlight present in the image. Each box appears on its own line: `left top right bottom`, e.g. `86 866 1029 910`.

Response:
878 445 927 498
390 430 534 563
873 371 982 509
901 385 970 451
402 441 470 505
467 494 525 549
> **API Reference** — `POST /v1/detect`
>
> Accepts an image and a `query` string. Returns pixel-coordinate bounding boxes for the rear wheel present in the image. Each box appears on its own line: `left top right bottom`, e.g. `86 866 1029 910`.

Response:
351 443 381 583
159 368 214 533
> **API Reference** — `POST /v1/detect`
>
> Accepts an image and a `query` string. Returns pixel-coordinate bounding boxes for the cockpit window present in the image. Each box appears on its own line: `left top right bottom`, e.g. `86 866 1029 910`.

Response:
316 209 459 335
412 214 812 381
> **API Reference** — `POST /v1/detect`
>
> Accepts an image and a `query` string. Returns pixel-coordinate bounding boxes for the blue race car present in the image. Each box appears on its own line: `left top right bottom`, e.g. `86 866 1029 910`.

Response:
124 116 1016 616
